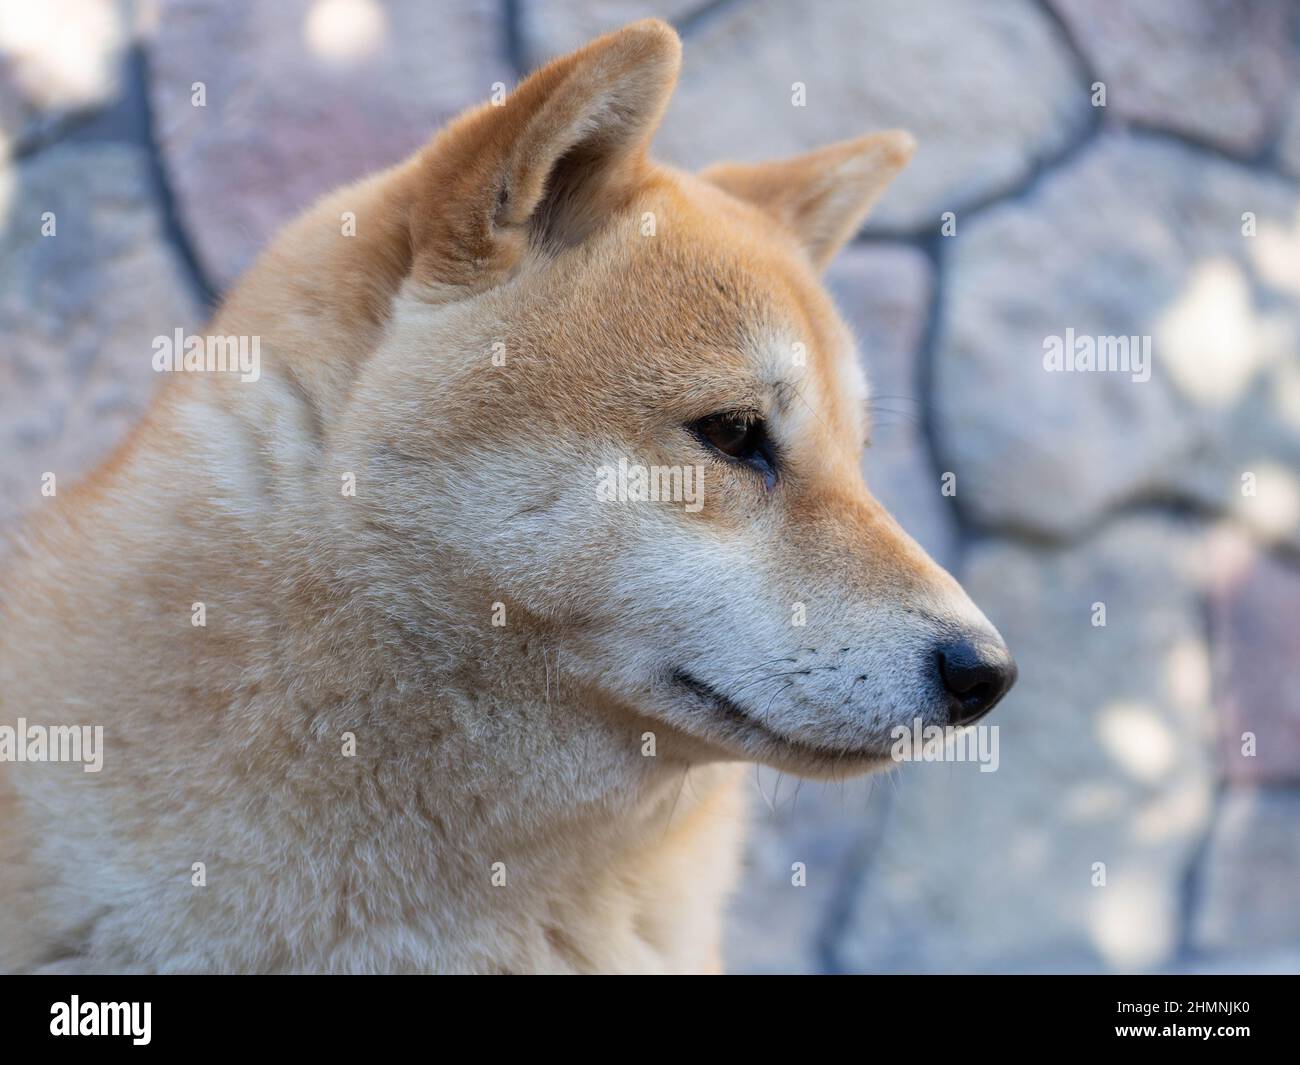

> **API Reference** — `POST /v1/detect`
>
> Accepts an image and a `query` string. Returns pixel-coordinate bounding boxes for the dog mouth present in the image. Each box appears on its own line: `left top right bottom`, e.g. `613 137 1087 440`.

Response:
669 668 888 764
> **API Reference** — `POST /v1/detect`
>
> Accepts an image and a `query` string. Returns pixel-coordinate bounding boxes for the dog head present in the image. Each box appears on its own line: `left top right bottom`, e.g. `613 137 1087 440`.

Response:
271 20 1014 777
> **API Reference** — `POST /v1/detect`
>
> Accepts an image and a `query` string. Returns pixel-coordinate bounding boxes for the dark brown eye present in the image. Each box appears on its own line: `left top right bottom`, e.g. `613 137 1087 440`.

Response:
689 411 779 488
695 412 754 456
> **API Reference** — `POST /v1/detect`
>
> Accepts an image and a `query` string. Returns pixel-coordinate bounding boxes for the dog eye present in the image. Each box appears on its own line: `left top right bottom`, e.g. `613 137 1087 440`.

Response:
694 412 755 457
689 412 778 488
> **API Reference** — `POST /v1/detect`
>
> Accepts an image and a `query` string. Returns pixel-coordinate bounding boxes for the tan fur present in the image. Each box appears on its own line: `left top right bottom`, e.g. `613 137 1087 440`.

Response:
0 20 1007 973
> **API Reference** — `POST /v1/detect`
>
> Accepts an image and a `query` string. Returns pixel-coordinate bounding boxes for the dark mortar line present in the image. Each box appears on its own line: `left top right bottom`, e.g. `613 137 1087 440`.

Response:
835 227 975 559
675 0 748 39
1251 109 1293 178
133 43 218 314
857 3 1294 248
847 230 926 251
1033 0 1097 89
1178 781 1300 969
912 230 977 570
1174 585 1226 964
4 114 84 163
852 104 1102 246
852 0 1104 247
505 0 747 77
1251 8 1300 175
501 0 529 78
837 225 976 567
1253 138 1296 185
920 101 1102 236
1122 119 1287 174
1044 0 1286 176
13 44 217 312
962 493 1300 572
7 53 164 162
963 4 1103 223
813 773 900 974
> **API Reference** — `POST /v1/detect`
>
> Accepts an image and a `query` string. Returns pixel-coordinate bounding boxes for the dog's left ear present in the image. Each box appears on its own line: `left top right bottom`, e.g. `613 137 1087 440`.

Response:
701 132 915 270
406 19 681 292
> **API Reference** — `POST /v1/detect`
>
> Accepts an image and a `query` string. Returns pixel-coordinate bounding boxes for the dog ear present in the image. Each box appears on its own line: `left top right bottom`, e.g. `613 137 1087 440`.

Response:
406 19 681 293
701 132 915 270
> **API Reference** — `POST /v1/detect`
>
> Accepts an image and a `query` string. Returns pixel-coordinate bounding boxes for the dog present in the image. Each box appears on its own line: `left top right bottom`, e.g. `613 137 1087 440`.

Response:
0 19 1015 974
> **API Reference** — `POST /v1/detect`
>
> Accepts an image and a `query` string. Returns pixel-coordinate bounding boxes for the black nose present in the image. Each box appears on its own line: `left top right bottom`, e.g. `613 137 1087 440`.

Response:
936 638 1017 725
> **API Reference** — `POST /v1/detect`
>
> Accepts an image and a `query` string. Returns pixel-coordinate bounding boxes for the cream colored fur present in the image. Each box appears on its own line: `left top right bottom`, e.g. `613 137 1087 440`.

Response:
0 20 1006 973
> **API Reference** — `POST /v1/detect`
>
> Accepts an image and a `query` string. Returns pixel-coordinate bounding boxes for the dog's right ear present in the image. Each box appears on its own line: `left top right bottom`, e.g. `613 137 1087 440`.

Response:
701 133 915 271
405 19 681 294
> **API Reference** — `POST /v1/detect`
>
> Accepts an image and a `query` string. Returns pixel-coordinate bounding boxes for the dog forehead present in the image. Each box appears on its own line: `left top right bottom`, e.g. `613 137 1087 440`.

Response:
753 319 869 447
654 219 866 413
625 188 858 349
379 171 871 439
523 187 870 441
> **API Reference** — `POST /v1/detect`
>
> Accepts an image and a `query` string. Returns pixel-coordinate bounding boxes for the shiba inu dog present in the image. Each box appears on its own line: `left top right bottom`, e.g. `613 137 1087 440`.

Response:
0 19 1014 974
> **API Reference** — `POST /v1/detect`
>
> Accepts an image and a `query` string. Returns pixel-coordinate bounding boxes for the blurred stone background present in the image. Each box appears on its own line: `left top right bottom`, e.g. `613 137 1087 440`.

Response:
1 0 1297 972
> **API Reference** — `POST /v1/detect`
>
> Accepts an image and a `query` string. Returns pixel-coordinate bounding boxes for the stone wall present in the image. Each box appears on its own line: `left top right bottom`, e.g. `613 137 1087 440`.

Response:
2 0 1296 973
